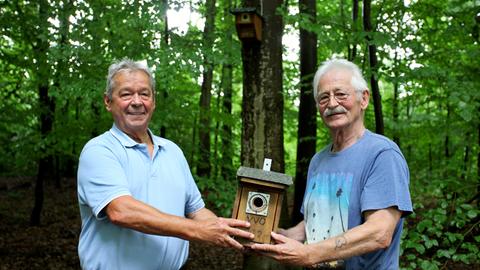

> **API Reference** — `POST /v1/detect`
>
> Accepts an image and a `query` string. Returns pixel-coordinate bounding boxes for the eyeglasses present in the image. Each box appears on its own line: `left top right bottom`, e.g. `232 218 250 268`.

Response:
317 90 351 106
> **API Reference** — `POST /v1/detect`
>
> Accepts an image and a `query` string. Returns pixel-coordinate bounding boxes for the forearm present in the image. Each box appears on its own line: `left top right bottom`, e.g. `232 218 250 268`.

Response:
106 195 253 248
305 208 401 265
306 222 386 263
106 195 200 240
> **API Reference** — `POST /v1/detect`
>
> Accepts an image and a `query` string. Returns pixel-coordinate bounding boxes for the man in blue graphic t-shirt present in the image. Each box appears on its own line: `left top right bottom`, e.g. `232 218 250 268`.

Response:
251 59 413 270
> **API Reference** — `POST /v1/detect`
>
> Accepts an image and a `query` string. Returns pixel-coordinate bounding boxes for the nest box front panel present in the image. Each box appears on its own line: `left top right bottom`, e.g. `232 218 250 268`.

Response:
236 185 279 244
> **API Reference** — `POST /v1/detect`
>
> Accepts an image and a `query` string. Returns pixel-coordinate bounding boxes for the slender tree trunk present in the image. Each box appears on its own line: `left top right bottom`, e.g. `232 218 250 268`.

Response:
160 0 169 138
292 0 317 225
477 122 480 206
220 0 234 180
220 63 234 180
363 0 384 135
53 0 73 187
428 143 433 180
460 133 470 181
392 52 400 147
31 0 53 226
197 0 217 178
213 94 221 179
445 105 451 159
240 0 285 269
348 0 359 61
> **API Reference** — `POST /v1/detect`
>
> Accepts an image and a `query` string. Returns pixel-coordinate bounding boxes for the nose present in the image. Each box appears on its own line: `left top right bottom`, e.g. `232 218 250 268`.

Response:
131 93 142 105
326 95 339 107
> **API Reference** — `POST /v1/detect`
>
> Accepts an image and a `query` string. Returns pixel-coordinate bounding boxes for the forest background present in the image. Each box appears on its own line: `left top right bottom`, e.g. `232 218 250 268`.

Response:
0 0 479 270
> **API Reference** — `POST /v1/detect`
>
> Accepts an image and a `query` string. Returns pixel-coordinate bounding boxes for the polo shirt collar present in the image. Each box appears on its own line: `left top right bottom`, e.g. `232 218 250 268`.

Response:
109 124 166 148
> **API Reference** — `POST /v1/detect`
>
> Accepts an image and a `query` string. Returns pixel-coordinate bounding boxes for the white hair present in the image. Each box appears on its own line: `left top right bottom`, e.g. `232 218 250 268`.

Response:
105 58 155 100
312 59 369 102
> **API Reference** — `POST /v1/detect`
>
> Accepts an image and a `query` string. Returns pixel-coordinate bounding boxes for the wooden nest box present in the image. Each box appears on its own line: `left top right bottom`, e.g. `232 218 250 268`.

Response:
230 7 263 42
232 166 292 245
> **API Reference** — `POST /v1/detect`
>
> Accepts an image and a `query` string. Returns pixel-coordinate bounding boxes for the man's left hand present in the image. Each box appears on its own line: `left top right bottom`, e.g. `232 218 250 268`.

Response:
250 231 313 266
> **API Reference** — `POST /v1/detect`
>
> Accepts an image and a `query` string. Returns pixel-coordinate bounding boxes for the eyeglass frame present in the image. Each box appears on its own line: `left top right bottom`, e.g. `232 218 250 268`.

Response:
316 89 354 106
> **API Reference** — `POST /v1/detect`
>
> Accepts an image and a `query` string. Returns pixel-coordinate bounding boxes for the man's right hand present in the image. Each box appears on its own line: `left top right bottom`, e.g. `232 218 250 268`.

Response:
196 217 254 250
188 208 254 250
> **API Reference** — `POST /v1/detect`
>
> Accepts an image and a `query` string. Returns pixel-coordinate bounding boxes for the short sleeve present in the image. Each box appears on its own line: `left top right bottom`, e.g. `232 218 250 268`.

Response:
361 149 413 216
77 144 131 219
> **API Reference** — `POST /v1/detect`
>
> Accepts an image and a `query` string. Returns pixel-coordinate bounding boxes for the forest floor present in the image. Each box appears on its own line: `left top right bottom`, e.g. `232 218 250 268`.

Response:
0 177 243 270
0 177 478 270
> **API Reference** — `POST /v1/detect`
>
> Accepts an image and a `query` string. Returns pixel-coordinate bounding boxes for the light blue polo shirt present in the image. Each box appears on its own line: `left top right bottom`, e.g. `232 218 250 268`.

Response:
77 124 205 270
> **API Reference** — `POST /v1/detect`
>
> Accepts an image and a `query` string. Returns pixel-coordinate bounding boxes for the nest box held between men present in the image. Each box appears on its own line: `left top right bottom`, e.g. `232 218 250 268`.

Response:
232 166 293 245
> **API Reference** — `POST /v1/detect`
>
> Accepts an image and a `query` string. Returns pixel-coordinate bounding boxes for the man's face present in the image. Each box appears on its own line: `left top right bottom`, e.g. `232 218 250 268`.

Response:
104 70 155 136
316 69 369 131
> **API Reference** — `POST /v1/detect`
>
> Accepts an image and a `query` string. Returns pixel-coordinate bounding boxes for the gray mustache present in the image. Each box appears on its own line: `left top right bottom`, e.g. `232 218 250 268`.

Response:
323 106 347 117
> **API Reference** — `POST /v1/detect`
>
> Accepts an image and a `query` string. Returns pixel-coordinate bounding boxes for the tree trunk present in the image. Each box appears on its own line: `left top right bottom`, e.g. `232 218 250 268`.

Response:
477 122 480 206
220 63 234 180
31 0 53 226
240 0 285 269
160 0 169 138
392 52 400 147
363 0 384 135
53 0 73 187
197 0 217 178
348 0 359 61
240 0 285 172
292 0 317 225
445 105 451 159
220 0 234 180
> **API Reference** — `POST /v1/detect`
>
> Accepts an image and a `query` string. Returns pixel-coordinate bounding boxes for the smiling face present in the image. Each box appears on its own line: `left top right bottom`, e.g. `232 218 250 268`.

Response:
316 69 369 131
104 70 155 137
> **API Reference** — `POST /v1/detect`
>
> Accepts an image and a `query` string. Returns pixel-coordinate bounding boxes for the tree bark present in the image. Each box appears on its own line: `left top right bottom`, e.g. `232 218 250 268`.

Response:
348 0 359 61
240 0 286 269
392 52 400 147
31 0 53 226
240 0 285 172
160 0 169 138
54 0 73 186
477 121 480 206
363 0 384 135
197 0 217 178
220 0 234 180
292 0 317 225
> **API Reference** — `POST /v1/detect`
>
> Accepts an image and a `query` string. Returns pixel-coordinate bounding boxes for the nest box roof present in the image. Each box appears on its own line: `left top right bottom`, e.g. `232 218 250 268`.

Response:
237 166 293 186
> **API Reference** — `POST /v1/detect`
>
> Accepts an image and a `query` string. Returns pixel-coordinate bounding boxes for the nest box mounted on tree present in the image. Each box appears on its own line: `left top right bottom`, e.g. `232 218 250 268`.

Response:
231 160 292 245
230 7 263 42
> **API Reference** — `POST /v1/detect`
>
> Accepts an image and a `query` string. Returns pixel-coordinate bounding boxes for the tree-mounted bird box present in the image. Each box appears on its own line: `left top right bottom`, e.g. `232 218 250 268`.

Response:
230 7 263 42
231 166 292 245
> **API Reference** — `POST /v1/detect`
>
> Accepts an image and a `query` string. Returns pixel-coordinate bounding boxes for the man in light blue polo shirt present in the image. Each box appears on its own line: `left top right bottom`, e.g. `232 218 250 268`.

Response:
77 59 253 270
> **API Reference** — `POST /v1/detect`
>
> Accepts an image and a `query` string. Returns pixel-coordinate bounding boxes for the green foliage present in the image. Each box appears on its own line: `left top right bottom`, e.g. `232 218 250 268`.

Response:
402 195 480 269
0 0 479 267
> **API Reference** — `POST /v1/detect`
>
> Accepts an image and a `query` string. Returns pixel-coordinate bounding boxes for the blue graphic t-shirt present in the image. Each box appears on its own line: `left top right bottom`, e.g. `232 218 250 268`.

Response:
301 130 413 270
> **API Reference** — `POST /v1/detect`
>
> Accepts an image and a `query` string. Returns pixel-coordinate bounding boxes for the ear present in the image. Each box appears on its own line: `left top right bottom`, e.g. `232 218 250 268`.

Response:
360 89 370 110
104 94 112 111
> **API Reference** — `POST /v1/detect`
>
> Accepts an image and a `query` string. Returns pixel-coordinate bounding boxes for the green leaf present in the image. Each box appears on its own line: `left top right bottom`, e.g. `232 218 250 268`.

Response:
414 243 426 254
417 220 433 233
466 209 478 219
437 249 453 258
419 259 439 270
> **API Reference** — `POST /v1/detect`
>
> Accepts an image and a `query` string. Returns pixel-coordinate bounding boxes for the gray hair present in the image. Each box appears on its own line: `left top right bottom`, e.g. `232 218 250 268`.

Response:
105 58 155 100
312 59 369 102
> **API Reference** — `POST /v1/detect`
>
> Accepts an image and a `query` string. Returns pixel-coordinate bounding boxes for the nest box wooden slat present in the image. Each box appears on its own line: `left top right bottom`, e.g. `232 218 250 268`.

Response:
232 166 293 246
230 7 263 42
